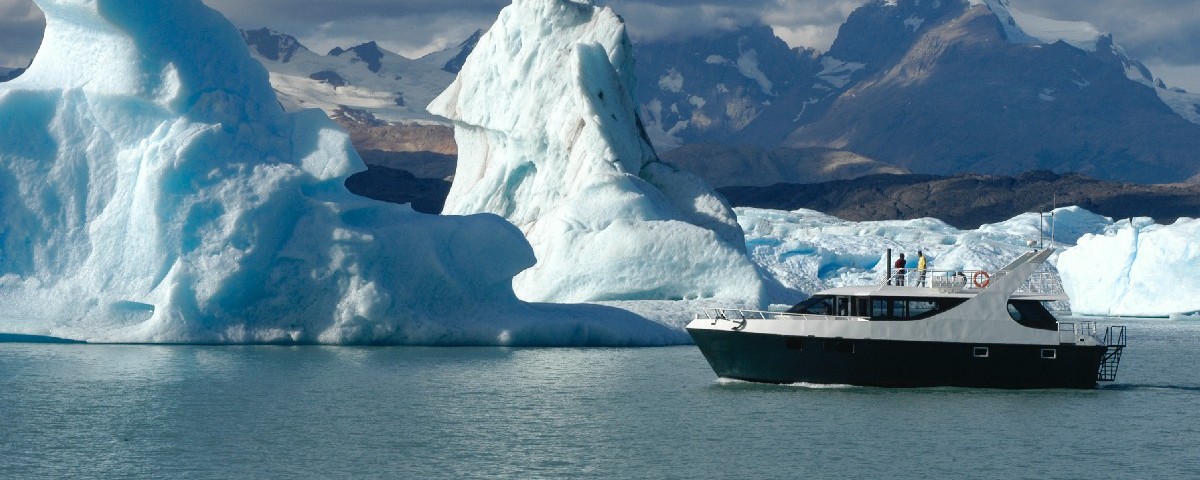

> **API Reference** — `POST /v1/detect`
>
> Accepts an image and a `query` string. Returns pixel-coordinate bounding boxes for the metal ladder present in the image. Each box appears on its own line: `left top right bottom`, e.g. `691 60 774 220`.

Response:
1097 325 1127 382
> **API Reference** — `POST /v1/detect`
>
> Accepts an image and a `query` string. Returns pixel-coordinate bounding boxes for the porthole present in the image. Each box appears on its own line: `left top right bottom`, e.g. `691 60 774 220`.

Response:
1041 348 1057 359
973 347 989 358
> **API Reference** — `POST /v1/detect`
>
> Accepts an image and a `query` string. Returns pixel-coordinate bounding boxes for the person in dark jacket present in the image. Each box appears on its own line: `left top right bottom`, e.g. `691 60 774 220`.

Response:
894 253 907 286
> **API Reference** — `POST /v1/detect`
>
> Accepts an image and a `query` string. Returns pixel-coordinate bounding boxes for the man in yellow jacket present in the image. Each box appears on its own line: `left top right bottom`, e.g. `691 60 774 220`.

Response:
916 251 928 287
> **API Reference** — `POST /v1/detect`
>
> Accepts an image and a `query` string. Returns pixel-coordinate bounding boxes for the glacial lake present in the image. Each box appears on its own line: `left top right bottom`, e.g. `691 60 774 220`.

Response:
2 317 1197 479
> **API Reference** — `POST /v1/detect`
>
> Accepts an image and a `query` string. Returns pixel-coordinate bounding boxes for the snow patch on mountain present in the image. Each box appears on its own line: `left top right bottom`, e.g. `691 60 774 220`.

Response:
817 57 865 89
428 0 765 304
736 49 773 95
658 68 683 92
975 0 1103 51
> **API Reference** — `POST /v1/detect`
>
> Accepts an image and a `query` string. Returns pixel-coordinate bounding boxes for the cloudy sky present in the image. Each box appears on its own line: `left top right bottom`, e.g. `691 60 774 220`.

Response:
1 0 1198 91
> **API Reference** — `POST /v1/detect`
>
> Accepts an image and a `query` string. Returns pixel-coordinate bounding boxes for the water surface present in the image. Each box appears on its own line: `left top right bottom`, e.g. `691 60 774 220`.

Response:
2 318 1197 479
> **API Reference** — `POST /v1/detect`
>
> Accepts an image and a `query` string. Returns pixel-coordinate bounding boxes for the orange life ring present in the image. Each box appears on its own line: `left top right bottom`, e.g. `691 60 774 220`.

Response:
973 271 991 288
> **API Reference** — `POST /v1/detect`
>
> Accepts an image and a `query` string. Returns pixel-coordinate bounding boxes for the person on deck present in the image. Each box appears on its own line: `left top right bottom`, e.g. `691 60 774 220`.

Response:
917 251 927 287
894 253 907 286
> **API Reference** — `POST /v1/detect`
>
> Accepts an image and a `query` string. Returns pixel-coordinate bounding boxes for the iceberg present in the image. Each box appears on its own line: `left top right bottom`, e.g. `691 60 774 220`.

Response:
428 0 764 304
0 0 683 345
1059 218 1200 317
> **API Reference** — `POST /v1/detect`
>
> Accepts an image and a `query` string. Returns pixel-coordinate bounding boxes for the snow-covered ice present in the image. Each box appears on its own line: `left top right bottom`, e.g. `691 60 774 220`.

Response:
0 0 684 345
428 0 765 305
738 206 1112 301
1059 217 1200 317
740 205 1197 318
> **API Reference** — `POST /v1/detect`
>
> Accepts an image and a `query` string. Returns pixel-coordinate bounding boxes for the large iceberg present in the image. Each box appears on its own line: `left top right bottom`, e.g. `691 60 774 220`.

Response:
1059 218 1200 317
428 0 765 304
0 0 683 345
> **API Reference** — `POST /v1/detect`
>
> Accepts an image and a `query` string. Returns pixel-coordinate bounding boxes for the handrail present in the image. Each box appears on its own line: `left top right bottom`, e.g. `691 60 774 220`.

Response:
697 307 866 323
878 268 1065 295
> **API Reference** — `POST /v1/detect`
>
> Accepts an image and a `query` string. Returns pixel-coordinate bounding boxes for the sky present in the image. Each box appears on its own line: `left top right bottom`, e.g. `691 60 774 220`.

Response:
0 0 1197 92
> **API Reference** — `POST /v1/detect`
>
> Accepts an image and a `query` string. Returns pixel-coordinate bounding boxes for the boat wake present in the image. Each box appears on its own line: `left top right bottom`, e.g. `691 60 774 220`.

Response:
715 377 855 389
1098 383 1200 393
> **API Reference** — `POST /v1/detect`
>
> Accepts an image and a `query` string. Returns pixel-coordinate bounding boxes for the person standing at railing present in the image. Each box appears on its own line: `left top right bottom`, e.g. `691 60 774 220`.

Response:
893 253 907 286
916 251 927 287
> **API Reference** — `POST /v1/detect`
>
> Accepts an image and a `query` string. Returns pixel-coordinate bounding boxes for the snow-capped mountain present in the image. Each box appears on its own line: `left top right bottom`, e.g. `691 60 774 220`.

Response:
241 0 1200 185
632 25 823 149
781 0 1200 183
241 27 472 125
241 28 475 155
633 0 1200 183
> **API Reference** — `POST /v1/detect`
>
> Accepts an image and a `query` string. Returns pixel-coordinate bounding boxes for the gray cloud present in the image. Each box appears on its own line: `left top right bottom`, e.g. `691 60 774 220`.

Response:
0 0 43 68
1 0 1197 91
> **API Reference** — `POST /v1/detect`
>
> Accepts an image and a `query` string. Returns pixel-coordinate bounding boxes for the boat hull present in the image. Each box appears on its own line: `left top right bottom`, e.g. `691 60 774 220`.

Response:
688 328 1108 389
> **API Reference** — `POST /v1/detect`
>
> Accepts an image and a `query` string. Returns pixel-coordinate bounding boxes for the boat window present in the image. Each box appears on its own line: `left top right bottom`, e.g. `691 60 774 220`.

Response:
786 295 834 315
908 300 938 318
867 297 965 320
836 297 850 316
973 347 989 358
1007 300 1058 331
1041 348 1057 359
855 297 869 316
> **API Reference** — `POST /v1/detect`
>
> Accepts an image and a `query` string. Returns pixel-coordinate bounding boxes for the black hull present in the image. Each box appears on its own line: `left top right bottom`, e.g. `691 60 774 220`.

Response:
688 328 1108 389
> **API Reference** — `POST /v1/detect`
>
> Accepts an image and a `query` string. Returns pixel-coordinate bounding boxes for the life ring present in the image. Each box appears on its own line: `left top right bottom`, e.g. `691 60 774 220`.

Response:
973 271 991 288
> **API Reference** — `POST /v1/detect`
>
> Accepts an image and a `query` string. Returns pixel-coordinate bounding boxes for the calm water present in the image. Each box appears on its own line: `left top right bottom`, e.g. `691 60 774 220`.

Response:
2 318 1198 479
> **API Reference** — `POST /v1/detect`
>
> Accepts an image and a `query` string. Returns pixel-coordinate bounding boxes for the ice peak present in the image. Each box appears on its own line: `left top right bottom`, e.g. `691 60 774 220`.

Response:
429 0 764 303
15 0 280 124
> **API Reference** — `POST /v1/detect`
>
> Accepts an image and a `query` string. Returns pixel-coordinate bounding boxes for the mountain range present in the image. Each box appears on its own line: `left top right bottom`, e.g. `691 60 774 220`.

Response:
10 0 1195 186
231 0 1200 186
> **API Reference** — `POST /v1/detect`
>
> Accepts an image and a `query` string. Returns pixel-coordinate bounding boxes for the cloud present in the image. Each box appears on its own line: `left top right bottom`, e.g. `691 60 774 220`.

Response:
1 0 1197 91
201 0 504 57
0 0 44 68
1014 0 1200 65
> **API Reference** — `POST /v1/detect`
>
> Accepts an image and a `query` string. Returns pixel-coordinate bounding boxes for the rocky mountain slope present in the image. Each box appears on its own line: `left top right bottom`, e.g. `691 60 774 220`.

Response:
781 0 1200 183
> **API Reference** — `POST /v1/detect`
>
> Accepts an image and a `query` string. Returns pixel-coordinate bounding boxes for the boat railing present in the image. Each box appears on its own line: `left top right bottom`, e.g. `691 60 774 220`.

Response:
880 269 995 291
696 307 864 325
879 268 1064 295
1056 320 1098 343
